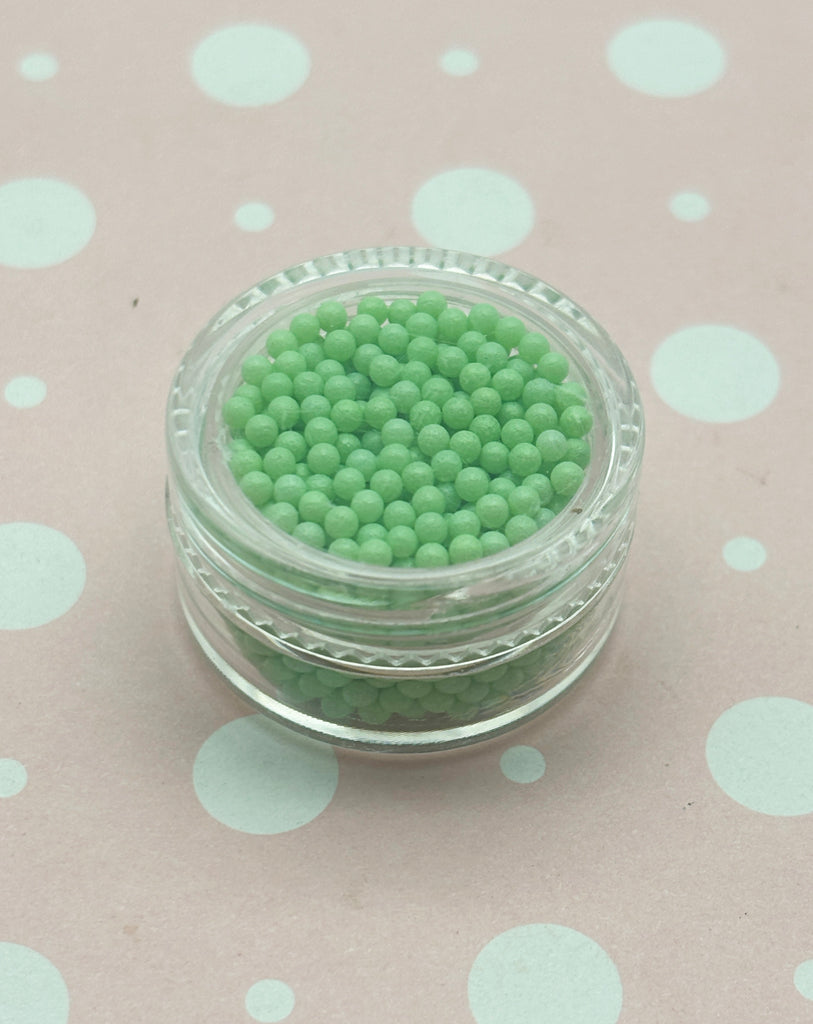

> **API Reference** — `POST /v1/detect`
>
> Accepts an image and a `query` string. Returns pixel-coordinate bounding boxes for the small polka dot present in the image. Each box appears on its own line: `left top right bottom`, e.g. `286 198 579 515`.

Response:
0 942 69 1024
190 24 311 107
651 325 780 423
794 960 813 1001
0 178 96 269
706 697 813 816
17 53 59 81
0 523 86 630
669 192 710 222
246 979 295 1022
723 536 766 572
234 202 275 232
469 923 623 1024
4 376 46 408
607 20 726 97
412 168 534 256
500 745 546 783
439 48 479 76
0 759 27 797
193 714 338 834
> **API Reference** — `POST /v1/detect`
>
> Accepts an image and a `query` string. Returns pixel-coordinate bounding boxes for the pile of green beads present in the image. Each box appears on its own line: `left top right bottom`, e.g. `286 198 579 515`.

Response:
222 291 592 567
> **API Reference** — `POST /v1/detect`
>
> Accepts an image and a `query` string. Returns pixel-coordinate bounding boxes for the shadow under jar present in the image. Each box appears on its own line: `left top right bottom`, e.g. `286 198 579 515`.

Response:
166 247 644 752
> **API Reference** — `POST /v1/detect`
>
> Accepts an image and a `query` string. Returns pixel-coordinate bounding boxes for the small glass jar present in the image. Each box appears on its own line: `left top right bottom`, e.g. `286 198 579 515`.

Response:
166 247 644 751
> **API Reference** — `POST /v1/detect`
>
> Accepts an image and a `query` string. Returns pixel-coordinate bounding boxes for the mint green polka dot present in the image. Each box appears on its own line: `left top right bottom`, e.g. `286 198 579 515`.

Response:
0 523 86 630
191 24 310 107
246 979 295 1022
0 178 95 269
469 924 622 1024
0 943 69 1024
18 53 59 81
723 536 766 572
440 48 479 75
235 202 275 231
500 745 546 783
0 759 27 797
412 168 534 256
706 698 813 816
4 376 46 408
794 960 813 1001
651 325 779 423
193 714 338 834
670 192 710 221
607 20 726 97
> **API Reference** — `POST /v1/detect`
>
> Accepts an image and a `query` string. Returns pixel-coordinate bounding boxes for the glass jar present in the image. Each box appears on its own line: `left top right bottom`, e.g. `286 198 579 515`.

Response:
166 247 644 752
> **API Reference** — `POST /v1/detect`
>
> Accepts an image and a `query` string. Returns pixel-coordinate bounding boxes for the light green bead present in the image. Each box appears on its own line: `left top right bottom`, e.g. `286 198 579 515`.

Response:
306 473 334 499
380 418 414 447
298 489 331 524
459 362 491 394
262 447 296 479
266 329 298 357
402 460 434 493
323 505 360 540
262 501 299 531
552 381 588 413
298 342 325 369
422 375 455 406
406 335 438 367
320 693 354 719
349 313 381 344
357 295 388 324
479 441 509 475
388 524 419 558
397 678 433 699
431 449 463 483
488 476 516 499
480 530 509 556
369 353 401 387
442 394 474 430
497 400 525 426
507 357 535 383
508 485 542 518
379 686 420 715
537 508 557 527
416 290 447 317
409 399 443 431
405 312 438 339
241 353 272 385
223 395 256 431
559 405 593 438
457 330 487 359
470 413 501 444
229 448 263 479
508 441 542 476
260 372 293 402
468 303 500 336
306 442 341 476
316 359 345 382
266 395 299 430
535 429 568 464
411 484 446 515
274 350 308 378
323 375 356 403
330 398 364 432
475 493 510 530
352 343 382 374
365 395 397 429
293 520 326 548
233 383 265 412
449 534 484 564
550 461 585 497
323 329 356 362
415 511 448 545
414 542 449 567
370 469 403 503
377 443 412 473
437 481 461 513
292 370 323 401
345 448 377 481
328 537 360 560
303 416 338 447
356 522 388 543
399 361 432 387
316 300 348 332
357 538 393 566
505 514 538 544
494 316 526 351
436 307 468 342
524 473 554 506
449 429 481 465
564 438 591 468
500 418 534 448
448 508 481 537
537 350 569 383
522 377 556 408
491 368 524 401
299 394 331 422
351 488 385 524
290 313 321 344
244 414 279 449
333 466 366 501
387 298 415 325
525 402 558 434
518 331 550 363
383 500 416 529
389 379 421 414
240 470 274 506
417 423 450 457
420 689 455 713
336 432 361 461
436 345 468 379
455 466 489 502
378 323 410 356
273 473 308 505
470 386 502 417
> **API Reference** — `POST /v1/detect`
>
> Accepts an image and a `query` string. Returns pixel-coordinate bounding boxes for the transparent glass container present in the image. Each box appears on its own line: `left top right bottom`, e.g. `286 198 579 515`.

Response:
166 247 644 752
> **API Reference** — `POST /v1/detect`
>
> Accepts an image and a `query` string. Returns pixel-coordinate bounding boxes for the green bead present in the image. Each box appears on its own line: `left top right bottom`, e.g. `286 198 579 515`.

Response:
479 441 510 475
266 329 298 358
508 485 542 517
241 353 272 386
323 375 356 403
306 442 341 476
388 524 419 558
497 400 525 425
442 394 474 430
274 350 307 378
289 313 321 344
229 437 254 452
475 493 510 529
304 416 338 447
508 441 542 476
377 443 412 473
262 447 297 479
449 534 483 564
406 335 438 368
449 429 481 465
298 342 325 370
415 290 447 317
322 328 356 362
348 313 380 344
298 489 331 524
315 359 346 382
365 395 397 429
229 448 263 479
323 505 360 540
233 383 265 412
389 380 421 414
369 353 401 387
399 361 432 387
330 398 364 433
316 300 348 332
273 473 308 505
422 375 455 406
299 394 331 422
292 370 323 401
447 508 481 538
524 473 554 506
266 395 299 430
504 514 538 545
328 537 359 560
550 461 585 496
476 341 509 373
537 508 556 527
489 476 516 499
559 405 593 438
417 423 450 457
379 686 420 715
261 372 294 402
292 520 326 548
455 466 489 502
409 399 443 431
378 323 409 357
223 395 256 431
436 345 468 379
354 296 386 325
470 387 502 417
457 330 487 359
518 331 550 363
537 351 569 383
333 466 366 501
522 378 556 408
431 449 463 483
356 522 387 544
411 484 446 515
414 542 449 568
307 473 334 498
351 489 385 524
370 469 403 503
345 448 377 480
491 368 524 401
402 462 434 495
437 481 461 513
564 438 591 468
535 429 568 464
480 530 509 556
470 414 501 444
357 538 392 566
240 470 274 506
500 418 534 448
507 357 535 383
436 307 468 342
387 298 415 325
459 362 491 394
525 402 558 434
405 312 438 339
244 414 279 449
420 689 455 713
415 511 447 545
336 432 361 461
262 501 299 531
468 303 500 336
494 316 526 351
352 343 382 374
380 417 414 447
383 500 416 529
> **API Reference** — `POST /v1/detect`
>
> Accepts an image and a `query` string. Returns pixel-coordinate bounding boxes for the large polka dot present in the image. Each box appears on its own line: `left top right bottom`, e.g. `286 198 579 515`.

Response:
607 20 726 97
0 179 96 269
0 760 27 798
246 979 295 1022
469 923 623 1024
500 745 546 783
4 377 46 408
651 325 779 423
795 960 813 1001
18 53 59 81
0 523 86 630
669 192 710 222
706 698 813 816
234 202 275 232
190 24 311 107
0 943 69 1024
193 714 338 834
723 536 766 572
439 48 479 76
411 168 534 256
